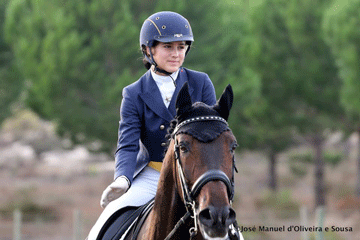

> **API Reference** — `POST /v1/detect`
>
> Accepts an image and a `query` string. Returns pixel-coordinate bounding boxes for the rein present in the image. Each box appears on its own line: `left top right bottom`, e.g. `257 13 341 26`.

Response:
164 116 237 240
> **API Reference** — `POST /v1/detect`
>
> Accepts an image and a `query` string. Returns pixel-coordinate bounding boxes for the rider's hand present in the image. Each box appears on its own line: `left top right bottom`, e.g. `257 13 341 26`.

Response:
100 176 130 208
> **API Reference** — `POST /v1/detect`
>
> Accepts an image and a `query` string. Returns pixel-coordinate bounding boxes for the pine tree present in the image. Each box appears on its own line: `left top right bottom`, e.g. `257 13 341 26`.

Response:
242 0 344 204
323 0 360 196
0 0 22 122
4 0 248 152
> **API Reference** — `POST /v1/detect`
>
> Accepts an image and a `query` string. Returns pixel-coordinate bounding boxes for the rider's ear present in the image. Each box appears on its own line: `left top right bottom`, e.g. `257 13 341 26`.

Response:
213 84 233 121
175 82 192 118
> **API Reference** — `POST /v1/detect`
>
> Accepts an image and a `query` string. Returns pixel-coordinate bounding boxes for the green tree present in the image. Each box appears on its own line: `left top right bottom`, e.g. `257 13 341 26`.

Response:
243 0 344 205
4 0 248 152
5 0 143 151
240 0 299 191
323 0 360 196
0 0 22 122
219 1 262 148
284 0 344 207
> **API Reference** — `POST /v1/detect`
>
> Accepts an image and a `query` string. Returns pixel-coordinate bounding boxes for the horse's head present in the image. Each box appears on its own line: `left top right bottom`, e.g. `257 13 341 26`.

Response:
170 83 237 239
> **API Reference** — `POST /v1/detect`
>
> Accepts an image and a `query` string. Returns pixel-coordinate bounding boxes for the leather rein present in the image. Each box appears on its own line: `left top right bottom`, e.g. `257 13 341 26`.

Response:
164 116 238 240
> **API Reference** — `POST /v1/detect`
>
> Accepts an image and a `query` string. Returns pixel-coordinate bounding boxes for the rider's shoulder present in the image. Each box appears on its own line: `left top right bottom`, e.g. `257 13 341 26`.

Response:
182 68 212 89
182 68 210 79
122 70 152 95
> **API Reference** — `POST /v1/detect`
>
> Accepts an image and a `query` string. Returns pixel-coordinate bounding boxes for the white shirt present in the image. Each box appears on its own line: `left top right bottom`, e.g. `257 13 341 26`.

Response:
150 69 179 108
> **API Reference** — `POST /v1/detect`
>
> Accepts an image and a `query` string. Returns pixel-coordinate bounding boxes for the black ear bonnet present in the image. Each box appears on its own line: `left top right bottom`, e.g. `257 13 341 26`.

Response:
171 83 233 143
173 102 230 143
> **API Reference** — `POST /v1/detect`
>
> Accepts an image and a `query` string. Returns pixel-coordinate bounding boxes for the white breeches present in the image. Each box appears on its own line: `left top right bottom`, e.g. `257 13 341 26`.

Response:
87 166 160 240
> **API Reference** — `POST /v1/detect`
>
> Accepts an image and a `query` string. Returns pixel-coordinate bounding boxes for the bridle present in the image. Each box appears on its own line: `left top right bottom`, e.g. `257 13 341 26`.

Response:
165 116 238 240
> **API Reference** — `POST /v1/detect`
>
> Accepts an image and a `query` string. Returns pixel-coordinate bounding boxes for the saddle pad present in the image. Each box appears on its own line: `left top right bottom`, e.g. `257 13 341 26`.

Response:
97 199 155 240
129 198 155 239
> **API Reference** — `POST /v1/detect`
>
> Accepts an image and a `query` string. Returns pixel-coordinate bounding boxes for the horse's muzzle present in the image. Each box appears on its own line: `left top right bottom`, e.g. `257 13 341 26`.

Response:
198 205 236 238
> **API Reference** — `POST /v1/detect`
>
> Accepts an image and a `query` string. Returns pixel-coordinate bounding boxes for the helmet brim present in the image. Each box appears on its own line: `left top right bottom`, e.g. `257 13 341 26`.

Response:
154 35 194 44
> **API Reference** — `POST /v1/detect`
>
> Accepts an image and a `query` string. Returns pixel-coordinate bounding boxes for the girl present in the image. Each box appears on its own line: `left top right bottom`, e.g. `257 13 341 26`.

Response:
87 11 217 239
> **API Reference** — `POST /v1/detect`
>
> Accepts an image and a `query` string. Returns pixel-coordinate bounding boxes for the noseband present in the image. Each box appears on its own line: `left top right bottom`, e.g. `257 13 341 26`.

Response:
165 116 237 240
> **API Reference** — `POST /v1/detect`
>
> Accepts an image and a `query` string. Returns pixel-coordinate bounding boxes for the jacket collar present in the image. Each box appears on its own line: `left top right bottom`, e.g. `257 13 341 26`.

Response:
139 68 194 122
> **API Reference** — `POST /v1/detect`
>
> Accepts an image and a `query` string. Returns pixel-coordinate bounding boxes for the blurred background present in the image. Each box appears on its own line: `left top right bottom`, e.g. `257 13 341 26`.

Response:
1 0 360 239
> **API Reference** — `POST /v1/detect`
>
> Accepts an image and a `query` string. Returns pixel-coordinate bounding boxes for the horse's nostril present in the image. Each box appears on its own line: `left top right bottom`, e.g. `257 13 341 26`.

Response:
199 206 236 228
199 208 213 227
220 206 236 225
226 207 236 225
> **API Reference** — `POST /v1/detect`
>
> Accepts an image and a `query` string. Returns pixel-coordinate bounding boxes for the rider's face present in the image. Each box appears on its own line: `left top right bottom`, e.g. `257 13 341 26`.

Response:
147 41 188 75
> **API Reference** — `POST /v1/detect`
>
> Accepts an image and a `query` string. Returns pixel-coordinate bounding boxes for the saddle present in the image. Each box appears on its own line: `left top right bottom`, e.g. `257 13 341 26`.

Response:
96 198 154 240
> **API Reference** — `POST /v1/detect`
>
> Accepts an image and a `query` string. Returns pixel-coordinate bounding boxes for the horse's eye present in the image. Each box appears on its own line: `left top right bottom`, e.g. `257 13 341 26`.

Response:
179 145 188 153
231 143 238 154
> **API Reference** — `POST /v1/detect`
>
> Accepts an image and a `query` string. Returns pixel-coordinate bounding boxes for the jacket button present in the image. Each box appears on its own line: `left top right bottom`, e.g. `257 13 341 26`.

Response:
159 125 165 130
161 142 167 147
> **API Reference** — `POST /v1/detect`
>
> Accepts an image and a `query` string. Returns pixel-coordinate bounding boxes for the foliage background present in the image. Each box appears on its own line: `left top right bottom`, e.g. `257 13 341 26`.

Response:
1 0 360 239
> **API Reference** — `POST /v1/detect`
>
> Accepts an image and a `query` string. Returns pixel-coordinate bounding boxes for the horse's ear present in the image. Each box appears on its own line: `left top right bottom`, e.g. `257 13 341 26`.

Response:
213 84 233 121
176 82 192 117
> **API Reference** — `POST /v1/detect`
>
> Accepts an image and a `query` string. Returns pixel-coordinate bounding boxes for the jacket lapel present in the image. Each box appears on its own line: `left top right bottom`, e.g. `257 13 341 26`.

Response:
168 68 194 117
139 71 174 122
139 69 194 121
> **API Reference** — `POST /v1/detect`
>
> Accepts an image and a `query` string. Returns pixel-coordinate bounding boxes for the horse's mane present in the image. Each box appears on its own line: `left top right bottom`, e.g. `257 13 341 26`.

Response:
163 118 178 154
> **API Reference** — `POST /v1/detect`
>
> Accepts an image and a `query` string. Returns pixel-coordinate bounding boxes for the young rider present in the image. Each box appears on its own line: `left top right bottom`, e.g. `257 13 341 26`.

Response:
87 11 217 239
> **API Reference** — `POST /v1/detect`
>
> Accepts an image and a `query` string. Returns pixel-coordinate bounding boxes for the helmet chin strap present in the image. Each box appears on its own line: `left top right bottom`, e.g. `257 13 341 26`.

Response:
154 65 177 87
154 65 173 76
148 50 177 87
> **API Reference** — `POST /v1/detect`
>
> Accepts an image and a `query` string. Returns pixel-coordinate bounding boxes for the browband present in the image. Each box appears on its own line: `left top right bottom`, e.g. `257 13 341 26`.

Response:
172 115 228 136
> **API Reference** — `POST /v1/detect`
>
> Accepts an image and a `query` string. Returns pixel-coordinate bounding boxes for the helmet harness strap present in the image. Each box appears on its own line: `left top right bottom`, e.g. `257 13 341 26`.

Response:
147 48 177 87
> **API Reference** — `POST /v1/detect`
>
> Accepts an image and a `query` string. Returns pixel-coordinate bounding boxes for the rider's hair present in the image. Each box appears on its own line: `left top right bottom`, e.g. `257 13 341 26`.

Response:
141 41 160 70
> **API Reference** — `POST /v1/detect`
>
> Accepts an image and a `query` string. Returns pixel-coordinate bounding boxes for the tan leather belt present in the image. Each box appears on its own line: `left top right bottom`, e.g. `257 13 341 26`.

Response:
148 161 163 172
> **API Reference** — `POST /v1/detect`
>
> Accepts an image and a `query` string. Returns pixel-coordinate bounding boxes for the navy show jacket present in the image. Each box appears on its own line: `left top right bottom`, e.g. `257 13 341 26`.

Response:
115 67 217 183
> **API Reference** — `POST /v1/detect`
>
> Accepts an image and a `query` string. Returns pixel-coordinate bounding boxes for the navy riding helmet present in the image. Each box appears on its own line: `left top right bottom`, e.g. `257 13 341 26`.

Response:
140 11 194 74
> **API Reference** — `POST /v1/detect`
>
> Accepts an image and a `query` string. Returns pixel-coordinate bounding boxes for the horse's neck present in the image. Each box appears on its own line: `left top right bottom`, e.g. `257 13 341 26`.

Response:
146 151 187 239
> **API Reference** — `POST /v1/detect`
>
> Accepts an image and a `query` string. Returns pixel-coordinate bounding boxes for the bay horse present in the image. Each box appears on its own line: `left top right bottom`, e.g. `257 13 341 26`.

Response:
130 83 241 240
99 83 243 240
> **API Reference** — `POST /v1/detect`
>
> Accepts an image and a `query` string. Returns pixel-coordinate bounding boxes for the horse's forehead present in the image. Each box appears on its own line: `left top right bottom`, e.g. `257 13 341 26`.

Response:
178 133 234 171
